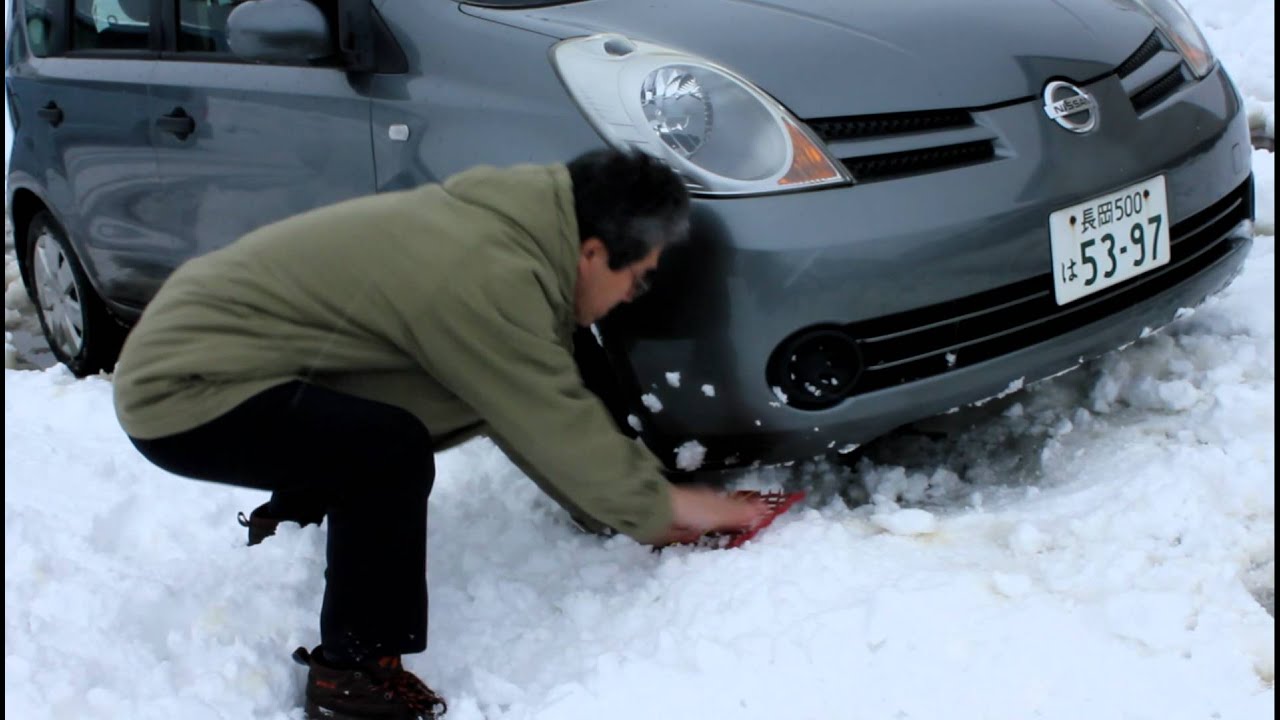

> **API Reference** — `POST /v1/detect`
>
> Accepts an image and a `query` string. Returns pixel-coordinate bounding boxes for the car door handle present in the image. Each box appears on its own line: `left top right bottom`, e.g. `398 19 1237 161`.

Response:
37 102 63 127
155 109 196 140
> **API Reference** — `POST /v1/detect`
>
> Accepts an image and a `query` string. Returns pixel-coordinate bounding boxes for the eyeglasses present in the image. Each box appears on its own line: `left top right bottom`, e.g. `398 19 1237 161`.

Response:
630 267 654 298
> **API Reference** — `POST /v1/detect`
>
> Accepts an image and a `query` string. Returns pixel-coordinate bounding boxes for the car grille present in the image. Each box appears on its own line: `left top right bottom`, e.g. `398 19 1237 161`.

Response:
808 109 974 140
844 176 1254 397
807 109 998 183
805 30 1196 185
840 141 996 182
1116 32 1164 79
1131 66 1189 113
1115 30 1190 114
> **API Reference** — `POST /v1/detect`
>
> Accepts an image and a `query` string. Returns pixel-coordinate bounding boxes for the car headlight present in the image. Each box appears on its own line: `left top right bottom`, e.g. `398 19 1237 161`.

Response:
552 34 851 197
1134 0 1216 78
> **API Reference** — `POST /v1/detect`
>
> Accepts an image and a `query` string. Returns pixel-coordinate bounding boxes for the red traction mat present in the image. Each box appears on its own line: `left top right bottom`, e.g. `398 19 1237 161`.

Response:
685 490 807 549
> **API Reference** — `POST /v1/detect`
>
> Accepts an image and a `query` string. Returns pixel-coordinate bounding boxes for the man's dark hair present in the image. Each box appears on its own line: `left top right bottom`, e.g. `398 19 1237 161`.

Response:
567 148 691 270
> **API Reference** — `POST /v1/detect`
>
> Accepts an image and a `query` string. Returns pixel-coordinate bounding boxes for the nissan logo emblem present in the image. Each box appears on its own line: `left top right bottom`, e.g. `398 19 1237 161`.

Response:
1043 80 1098 134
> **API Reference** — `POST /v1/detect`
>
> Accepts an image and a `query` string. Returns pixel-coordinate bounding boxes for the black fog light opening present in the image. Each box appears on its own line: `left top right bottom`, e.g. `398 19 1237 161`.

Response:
767 327 864 410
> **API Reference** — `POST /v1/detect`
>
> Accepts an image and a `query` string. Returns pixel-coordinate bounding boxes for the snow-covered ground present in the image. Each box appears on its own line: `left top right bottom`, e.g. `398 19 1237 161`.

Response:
5 2 1275 719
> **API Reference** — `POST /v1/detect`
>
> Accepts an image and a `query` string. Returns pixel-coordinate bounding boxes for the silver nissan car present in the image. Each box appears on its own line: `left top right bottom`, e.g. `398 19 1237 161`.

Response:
6 0 1255 471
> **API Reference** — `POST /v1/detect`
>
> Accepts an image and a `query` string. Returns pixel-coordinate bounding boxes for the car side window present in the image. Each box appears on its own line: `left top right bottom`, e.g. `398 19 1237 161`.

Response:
23 0 63 57
177 0 242 53
72 0 151 51
176 0 337 59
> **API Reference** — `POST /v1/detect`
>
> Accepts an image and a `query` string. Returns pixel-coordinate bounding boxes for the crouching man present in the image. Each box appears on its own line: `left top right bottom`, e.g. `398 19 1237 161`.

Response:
113 148 765 720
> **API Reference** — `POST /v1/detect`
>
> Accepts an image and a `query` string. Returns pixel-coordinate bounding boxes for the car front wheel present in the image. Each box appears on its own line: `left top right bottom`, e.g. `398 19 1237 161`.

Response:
26 211 125 376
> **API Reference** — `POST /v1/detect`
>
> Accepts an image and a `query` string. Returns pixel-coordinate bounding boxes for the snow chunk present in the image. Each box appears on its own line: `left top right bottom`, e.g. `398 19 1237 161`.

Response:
1252 147 1275 233
837 443 860 455
1091 366 1126 413
974 377 1024 407
771 386 788 403
640 393 663 413
969 491 985 510
700 384 716 397
1157 379 1200 411
5 251 35 324
992 572 1034 598
588 323 604 346
1008 523 1047 557
945 352 958 368
865 466 962 506
664 372 681 388
1103 592 1196 652
626 414 643 432
869 508 938 536
674 441 706 471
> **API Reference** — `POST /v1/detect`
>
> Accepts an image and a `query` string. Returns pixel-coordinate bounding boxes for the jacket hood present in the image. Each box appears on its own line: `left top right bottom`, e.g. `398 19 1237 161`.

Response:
441 163 580 313
464 0 1157 117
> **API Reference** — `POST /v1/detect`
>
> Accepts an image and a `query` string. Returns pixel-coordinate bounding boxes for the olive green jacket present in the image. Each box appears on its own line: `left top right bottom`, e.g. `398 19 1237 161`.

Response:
113 164 673 541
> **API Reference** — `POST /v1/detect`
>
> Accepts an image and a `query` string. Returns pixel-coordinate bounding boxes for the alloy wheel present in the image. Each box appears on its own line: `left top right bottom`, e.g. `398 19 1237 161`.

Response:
32 230 86 361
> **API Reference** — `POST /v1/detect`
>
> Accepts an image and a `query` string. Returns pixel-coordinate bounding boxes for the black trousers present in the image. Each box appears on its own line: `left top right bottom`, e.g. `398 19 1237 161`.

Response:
129 381 435 660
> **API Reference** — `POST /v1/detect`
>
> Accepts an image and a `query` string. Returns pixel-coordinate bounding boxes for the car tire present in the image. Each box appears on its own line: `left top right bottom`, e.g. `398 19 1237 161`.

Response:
25 211 126 377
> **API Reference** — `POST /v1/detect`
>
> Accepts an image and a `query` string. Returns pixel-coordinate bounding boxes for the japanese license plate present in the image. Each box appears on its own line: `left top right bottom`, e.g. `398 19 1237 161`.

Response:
1049 175 1170 305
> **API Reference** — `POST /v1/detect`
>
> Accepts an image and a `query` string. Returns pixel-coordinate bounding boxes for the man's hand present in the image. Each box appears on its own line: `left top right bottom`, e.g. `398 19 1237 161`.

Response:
654 485 770 545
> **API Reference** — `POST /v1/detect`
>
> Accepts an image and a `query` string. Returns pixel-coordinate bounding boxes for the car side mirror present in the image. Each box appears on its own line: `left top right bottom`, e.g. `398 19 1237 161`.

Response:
226 0 334 64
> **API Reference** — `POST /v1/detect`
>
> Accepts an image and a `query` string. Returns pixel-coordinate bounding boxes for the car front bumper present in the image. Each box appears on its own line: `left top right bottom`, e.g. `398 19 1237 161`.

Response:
602 64 1256 470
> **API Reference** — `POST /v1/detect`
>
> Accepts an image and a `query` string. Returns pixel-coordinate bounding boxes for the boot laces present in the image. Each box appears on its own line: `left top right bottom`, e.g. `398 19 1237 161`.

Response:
376 657 447 717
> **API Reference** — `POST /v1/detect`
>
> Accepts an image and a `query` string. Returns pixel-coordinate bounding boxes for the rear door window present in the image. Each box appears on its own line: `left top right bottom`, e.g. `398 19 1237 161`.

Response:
177 0 239 53
173 0 337 62
23 0 65 56
72 0 151 51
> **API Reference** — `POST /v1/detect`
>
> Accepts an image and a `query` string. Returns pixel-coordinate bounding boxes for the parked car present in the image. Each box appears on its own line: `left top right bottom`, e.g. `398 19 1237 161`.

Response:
6 0 1255 472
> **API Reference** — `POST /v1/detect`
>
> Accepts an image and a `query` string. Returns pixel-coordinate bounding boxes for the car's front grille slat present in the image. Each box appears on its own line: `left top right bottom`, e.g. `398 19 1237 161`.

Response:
1131 66 1188 113
859 290 1052 344
1169 196 1244 246
805 108 997 183
1115 29 1189 113
1117 31 1164 78
809 109 974 142
857 237 1239 391
841 140 996 183
860 193 1249 372
842 178 1253 396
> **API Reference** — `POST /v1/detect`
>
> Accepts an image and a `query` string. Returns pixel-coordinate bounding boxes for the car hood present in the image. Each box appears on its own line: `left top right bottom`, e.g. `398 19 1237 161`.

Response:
462 0 1158 118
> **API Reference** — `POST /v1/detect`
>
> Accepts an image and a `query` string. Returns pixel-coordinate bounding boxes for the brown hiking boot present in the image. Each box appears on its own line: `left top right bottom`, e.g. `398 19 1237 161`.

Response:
292 646 447 720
